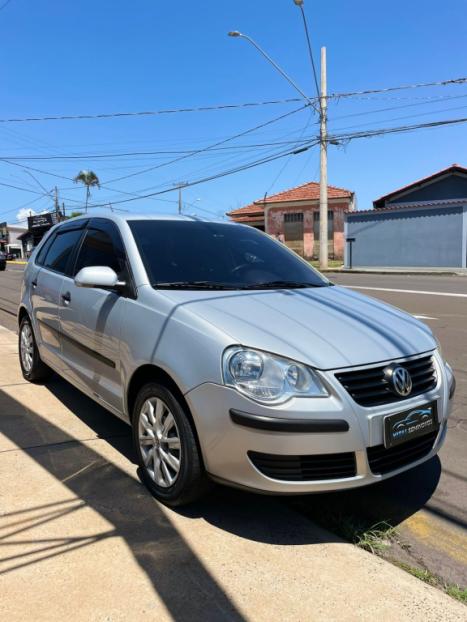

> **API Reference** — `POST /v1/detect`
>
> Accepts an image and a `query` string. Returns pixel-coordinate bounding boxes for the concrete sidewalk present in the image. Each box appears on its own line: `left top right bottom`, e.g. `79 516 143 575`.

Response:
0 325 464 621
339 267 467 276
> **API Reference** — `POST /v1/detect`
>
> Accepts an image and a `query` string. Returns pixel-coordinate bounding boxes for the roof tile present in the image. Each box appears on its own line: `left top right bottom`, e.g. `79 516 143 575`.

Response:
227 181 352 217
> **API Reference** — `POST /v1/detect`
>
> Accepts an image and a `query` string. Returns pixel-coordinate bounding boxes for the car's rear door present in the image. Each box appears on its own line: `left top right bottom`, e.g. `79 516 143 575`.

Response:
31 222 86 371
58 218 133 414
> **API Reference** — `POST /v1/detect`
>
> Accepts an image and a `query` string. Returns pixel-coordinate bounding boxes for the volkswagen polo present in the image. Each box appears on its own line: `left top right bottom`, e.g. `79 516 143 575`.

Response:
18 214 455 505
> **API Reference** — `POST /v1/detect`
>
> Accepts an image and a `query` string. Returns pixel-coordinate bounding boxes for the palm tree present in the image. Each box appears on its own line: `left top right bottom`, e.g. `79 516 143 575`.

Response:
73 170 100 213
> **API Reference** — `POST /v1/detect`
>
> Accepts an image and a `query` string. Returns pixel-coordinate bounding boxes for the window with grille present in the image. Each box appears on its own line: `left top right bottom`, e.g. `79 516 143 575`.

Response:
284 213 304 223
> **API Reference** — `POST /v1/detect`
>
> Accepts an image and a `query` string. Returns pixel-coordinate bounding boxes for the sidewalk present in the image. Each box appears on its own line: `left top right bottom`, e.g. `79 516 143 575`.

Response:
338 267 467 276
0 325 465 621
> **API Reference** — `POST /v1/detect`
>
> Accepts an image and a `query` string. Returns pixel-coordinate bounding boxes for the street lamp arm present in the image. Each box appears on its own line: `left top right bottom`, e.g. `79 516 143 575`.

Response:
228 31 319 112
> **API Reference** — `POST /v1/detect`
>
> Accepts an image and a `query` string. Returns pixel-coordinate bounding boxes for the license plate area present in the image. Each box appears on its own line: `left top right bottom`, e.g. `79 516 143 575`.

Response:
384 402 438 449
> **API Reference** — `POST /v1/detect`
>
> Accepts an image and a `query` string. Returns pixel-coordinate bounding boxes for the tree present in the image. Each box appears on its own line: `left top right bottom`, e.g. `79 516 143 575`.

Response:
73 170 100 213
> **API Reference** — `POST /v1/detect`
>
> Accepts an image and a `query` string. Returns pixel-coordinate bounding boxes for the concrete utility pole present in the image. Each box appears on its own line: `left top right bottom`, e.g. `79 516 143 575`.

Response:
54 186 60 219
319 47 328 269
230 3 330 270
174 182 187 214
178 187 183 215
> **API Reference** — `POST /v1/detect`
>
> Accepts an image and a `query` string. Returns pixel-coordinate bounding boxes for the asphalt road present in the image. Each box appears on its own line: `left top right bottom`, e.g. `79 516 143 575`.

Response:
0 263 466 585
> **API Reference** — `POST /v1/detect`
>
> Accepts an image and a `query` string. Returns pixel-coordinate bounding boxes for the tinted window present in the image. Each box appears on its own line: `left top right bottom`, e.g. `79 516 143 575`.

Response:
35 232 56 265
43 229 83 274
74 227 126 277
129 220 329 290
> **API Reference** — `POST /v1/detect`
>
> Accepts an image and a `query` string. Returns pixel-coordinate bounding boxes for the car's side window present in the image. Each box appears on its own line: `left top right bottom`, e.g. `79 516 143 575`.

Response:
43 229 84 275
35 232 56 266
73 222 127 280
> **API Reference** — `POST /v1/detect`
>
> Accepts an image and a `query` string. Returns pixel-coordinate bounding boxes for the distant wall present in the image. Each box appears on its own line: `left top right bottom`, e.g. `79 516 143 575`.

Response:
345 206 467 268
387 175 467 205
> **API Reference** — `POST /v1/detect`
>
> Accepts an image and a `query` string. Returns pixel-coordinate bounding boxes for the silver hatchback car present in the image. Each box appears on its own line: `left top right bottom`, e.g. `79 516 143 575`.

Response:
19 214 455 505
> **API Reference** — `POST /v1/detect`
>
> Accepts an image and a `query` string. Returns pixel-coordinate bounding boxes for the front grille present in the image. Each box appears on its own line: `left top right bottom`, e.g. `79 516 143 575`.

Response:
248 451 356 482
335 355 437 407
367 429 438 475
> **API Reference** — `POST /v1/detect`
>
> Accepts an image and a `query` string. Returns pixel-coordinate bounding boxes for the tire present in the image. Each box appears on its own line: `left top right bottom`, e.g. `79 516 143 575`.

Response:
18 316 52 382
132 382 210 506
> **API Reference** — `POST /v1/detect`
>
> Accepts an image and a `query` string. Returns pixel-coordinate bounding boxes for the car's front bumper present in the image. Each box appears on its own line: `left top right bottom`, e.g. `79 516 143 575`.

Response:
184 351 452 494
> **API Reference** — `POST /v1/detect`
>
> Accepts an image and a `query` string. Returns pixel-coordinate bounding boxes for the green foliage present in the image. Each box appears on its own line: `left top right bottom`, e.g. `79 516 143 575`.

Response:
73 170 100 188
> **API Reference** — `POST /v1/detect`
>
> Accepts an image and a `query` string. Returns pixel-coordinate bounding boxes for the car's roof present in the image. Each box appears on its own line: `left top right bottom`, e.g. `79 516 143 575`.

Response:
64 212 232 226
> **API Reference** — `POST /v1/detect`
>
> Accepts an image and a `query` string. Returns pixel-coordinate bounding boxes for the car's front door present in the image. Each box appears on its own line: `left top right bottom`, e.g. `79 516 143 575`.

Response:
58 218 131 414
31 225 85 371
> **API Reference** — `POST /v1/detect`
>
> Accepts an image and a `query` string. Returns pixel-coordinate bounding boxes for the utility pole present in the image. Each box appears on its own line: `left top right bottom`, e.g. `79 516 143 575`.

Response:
319 46 328 269
174 182 187 214
54 186 60 219
62 202 66 219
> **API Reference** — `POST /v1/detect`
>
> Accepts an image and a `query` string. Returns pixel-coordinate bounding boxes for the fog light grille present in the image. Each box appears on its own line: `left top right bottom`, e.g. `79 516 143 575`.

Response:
367 430 438 475
248 451 356 481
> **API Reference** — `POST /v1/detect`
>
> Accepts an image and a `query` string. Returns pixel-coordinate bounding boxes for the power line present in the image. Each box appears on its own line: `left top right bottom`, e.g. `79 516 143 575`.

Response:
328 77 467 100
0 0 12 12
0 77 464 125
1 93 465 163
295 2 321 102
88 140 321 208
0 98 312 125
90 115 467 209
330 116 467 142
103 105 309 184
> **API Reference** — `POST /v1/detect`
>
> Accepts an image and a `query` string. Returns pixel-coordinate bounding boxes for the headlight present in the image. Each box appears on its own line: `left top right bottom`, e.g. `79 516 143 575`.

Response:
222 346 329 404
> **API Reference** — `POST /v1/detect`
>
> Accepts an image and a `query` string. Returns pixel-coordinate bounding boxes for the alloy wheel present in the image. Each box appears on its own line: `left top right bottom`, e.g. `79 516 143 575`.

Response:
138 397 182 488
20 323 34 373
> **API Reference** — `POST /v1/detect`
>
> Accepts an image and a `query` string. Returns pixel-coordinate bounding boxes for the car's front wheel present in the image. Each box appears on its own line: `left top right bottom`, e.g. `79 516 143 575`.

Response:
18 316 52 382
132 382 210 506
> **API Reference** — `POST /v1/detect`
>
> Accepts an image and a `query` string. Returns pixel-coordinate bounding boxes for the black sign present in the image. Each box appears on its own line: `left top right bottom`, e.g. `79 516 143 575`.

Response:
384 402 438 449
28 213 58 230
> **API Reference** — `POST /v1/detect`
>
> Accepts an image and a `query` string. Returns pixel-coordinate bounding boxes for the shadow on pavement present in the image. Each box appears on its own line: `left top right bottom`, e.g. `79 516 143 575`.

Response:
45 375 340 547
287 455 442 534
0 385 244 622
27 375 444 544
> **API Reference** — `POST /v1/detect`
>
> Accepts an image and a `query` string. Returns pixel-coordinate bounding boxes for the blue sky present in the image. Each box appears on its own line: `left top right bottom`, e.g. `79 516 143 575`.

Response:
0 0 466 224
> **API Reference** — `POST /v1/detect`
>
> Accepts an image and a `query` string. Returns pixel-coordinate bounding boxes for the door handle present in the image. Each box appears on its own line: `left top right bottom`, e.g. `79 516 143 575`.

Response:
61 292 71 305
31 280 37 288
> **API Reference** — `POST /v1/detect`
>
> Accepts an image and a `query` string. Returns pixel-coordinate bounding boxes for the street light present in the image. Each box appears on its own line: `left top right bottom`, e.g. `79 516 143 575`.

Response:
227 31 318 112
228 17 330 269
291 0 329 270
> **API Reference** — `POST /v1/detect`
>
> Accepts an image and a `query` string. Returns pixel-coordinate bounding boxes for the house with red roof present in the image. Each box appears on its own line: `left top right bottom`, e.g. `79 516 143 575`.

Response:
345 164 467 269
226 181 355 260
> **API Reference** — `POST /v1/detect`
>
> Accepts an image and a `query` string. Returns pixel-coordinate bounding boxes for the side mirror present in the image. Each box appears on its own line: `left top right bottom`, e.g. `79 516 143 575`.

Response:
74 266 126 290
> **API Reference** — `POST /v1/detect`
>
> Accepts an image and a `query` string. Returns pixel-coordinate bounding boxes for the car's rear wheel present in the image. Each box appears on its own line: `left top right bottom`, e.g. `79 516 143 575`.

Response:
132 382 209 506
18 316 52 382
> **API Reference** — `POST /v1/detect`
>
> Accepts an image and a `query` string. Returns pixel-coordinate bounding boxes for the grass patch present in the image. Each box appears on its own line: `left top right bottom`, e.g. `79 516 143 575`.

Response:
445 585 467 604
395 562 467 605
309 259 343 271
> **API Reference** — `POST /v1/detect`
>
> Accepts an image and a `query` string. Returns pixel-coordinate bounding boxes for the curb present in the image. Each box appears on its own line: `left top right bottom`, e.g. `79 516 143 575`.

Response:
338 269 467 276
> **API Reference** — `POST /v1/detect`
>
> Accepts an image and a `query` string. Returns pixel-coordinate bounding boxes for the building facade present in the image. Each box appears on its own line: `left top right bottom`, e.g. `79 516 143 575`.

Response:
227 181 355 259
345 164 467 269
0 223 27 258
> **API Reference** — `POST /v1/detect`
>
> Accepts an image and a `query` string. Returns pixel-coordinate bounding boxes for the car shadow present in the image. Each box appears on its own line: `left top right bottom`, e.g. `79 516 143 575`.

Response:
44 374 443 542
285 456 442 535
44 374 340 547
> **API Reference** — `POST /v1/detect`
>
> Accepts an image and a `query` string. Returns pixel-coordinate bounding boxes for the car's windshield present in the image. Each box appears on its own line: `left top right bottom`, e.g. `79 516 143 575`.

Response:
129 220 330 290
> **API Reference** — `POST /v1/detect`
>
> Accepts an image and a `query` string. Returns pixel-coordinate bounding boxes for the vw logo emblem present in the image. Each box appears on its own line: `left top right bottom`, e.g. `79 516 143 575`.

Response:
384 364 413 397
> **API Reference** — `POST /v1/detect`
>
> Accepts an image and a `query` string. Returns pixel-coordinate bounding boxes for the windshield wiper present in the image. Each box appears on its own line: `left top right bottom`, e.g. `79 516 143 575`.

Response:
153 281 236 290
239 280 326 289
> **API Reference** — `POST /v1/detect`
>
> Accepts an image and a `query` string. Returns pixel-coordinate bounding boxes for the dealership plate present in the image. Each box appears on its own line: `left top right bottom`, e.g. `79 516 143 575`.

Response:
383 402 438 449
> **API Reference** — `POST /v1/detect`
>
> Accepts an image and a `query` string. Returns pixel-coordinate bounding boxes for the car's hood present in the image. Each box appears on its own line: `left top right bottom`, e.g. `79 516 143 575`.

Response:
164 285 436 370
